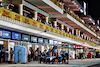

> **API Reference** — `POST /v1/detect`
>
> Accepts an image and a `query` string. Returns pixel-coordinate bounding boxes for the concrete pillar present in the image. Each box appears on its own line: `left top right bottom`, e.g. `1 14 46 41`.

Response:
44 45 47 50
89 38 91 41
81 34 83 38
33 11 38 21
35 45 39 50
58 48 60 54
84 35 86 40
32 45 35 51
61 24 64 31
39 45 41 52
41 45 44 52
66 48 68 53
72 29 74 35
78 30 80 36
8 40 10 61
49 45 53 50
47 45 49 50
45 17 48 23
60 48 61 52
8 40 15 61
63 48 65 51
4 41 8 51
67 27 69 32
76 29 78 36
28 45 32 50
19 4 23 15
15 42 19 45
54 21 57 28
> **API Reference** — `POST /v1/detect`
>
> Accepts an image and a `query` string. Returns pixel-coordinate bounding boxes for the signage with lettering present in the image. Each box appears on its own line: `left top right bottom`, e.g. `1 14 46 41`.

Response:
0 30 11 39
49 40 53 44
44 39 49 44
38 38 43 44
31 36 37 42
58 42 62 44
12 32 21 40
73 45 81 48
54 41 58 45
22 34 30 41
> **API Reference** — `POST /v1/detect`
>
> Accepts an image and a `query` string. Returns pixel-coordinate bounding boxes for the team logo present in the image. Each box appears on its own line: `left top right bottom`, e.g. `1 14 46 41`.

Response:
39 24 43 29
15 15 20 21
33 21 37 27
24 18 30 24
2 10 10 18
45 26 49 31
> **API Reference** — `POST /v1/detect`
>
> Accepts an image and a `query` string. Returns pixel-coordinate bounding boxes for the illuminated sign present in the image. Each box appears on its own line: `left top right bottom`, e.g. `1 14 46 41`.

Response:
0 30 11 39
31 36 37 42
12 32 21 40
22 34 30 41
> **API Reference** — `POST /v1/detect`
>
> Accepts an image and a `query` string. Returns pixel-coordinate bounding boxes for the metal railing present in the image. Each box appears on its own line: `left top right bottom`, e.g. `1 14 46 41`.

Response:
0 7 99 47
50 0 63 9
66 9 98 37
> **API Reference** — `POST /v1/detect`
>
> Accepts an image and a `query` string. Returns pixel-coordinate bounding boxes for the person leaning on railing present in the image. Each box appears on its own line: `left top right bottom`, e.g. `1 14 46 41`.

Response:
0 1 3 7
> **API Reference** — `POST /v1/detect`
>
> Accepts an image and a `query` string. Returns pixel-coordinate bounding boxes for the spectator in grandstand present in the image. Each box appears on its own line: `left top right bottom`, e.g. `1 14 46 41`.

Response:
24 12 28 17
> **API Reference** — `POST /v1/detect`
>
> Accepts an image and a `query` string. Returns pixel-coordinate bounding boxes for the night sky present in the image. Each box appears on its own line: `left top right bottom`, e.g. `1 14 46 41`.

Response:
77 0 100 22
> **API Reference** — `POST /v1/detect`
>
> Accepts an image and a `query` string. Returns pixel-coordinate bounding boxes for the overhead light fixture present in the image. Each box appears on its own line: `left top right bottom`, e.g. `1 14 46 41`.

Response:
72 1 76 5
80 9 83 13
99 28 100 30
93 22 95 25
89 18 92 21
97 26 99 29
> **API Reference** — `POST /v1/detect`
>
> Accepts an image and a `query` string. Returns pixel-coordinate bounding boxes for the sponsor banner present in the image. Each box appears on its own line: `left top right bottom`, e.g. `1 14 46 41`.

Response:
96 50 100 52
73 45 82 48
12 32 21 40
22 16 31 25
0 29 11 39
38 23 45 30
12 12 22 22
45 25 50 31
32 20 39 27
69 51 75 60
1 8 11 18
63 45 73 48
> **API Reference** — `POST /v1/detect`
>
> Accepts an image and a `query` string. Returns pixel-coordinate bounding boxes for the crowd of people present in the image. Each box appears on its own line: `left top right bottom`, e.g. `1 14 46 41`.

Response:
0 47 14 63
28 47 69 64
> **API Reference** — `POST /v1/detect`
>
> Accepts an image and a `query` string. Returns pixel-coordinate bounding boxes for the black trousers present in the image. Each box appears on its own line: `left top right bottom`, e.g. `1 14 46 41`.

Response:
28 55 31 62
51 58 55 64
40 57 46 63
